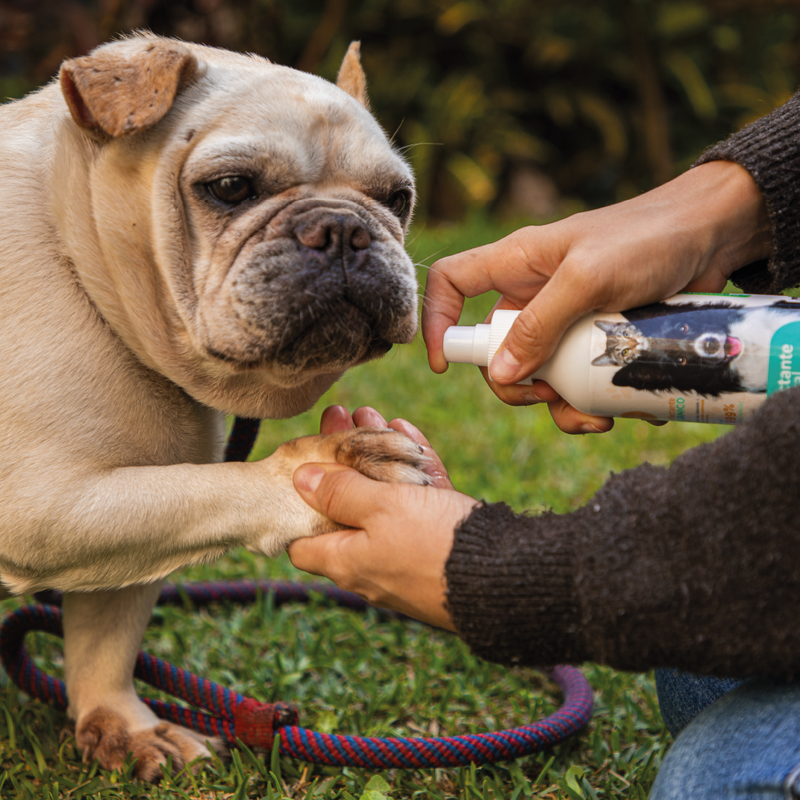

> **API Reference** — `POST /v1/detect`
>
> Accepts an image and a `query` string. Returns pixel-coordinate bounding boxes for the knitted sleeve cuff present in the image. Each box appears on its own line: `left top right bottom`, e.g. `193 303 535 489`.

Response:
694 92 800 293
445 502 586 668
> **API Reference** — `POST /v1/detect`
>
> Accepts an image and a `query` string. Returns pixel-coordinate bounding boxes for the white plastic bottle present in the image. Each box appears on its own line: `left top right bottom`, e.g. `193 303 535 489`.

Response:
442 293 800 424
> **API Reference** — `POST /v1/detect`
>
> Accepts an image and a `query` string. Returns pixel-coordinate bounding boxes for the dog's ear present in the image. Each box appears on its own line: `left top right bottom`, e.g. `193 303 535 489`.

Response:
336 42 369 109
60 37 198 139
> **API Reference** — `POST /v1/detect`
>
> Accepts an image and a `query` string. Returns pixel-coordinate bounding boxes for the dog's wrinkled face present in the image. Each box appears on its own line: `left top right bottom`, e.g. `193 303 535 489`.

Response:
59 36 418 416
177 71 417 385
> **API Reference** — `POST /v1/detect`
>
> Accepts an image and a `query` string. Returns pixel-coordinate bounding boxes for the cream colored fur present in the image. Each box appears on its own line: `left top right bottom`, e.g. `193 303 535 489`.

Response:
0 34 424 778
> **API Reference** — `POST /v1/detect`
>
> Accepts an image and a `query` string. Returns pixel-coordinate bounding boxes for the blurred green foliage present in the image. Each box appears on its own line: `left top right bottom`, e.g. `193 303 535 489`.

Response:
1 0 798 219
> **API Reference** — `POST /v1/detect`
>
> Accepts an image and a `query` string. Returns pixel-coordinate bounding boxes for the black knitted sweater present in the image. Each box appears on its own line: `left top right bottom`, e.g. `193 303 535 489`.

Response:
445 93 800 678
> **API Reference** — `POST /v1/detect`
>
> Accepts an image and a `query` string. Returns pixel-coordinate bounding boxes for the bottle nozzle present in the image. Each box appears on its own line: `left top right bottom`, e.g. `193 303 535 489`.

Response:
443 324 492 367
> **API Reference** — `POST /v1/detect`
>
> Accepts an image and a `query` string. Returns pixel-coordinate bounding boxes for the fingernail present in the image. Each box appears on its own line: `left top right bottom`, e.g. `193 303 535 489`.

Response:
489 349 520 382
522 391 544 405
295 465 325 492
579 423 603 434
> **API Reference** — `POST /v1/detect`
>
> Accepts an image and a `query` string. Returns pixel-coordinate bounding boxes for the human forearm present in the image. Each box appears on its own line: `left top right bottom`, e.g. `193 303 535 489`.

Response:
695 91 800 293
674 160 771 286
446 387 800 677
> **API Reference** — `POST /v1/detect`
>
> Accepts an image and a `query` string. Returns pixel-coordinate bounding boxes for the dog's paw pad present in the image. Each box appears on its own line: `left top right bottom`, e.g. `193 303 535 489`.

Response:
77 707 223 781
334 427 431 485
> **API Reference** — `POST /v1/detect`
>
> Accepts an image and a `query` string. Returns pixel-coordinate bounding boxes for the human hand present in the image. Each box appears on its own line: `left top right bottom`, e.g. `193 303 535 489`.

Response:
423 160 772 434
287 407 476 629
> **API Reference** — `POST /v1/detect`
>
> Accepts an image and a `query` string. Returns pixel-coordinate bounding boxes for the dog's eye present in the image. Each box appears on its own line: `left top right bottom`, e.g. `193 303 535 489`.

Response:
207 176 255 205
676 356 687 365
386 190 411 218
679 323 690 333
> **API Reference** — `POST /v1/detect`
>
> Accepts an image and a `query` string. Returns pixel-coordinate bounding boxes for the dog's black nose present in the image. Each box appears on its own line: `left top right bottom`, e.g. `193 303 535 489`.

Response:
294 212 371 254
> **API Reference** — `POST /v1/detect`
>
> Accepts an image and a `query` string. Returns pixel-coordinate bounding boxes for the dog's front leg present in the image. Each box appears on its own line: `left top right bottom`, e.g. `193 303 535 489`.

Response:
62 584 221 780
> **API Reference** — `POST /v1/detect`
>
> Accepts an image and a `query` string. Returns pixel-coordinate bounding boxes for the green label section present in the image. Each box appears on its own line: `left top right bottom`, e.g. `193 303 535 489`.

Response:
768 321 800 394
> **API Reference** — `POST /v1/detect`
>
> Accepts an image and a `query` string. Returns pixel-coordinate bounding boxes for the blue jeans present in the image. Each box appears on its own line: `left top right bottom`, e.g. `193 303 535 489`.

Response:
651 669 800 799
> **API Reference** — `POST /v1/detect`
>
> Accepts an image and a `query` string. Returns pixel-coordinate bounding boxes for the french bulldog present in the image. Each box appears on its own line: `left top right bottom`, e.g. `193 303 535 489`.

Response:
0 33 426 779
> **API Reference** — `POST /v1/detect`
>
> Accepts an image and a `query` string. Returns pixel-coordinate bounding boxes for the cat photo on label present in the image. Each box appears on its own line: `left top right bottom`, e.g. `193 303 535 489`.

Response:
591 297 800 397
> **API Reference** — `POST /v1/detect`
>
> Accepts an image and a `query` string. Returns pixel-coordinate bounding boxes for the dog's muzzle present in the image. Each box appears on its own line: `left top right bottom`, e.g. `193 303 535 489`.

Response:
202 200 418 374
695 333 742 361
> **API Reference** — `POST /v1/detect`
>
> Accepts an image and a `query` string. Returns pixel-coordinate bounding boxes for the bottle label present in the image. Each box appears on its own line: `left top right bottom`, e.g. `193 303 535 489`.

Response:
587 293 800 424
767 322 800 394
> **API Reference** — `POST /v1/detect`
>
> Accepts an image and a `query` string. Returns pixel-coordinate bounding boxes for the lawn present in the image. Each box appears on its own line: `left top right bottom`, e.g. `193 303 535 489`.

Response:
0 219 730 799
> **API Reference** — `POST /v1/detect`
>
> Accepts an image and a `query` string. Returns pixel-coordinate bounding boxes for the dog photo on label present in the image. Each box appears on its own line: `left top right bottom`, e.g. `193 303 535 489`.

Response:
0 33 429 780
592 298 800 396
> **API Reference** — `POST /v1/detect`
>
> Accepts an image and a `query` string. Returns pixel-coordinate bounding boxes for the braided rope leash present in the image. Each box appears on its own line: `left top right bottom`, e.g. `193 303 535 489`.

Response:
0 417 594 767
0 594 593 767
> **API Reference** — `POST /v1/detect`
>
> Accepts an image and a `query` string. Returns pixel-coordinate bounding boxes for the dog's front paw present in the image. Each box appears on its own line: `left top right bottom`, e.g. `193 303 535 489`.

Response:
253 427 431 554
275 426 431 487
76 706 223 781
326 426 432 485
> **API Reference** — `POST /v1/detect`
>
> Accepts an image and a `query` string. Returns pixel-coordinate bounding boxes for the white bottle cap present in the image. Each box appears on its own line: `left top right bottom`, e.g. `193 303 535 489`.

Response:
442 323 492 367
442 311 534 384
443 311 521 368
485 310 518 364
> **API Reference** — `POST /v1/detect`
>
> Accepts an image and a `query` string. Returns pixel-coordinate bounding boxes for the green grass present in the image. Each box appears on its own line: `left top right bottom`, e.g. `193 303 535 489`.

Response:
0 219 730 798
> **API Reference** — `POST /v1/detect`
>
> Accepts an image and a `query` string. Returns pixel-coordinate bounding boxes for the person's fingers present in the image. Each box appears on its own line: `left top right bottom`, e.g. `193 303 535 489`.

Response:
547 398 615 435
287 527 355 577
488 266 604 384
293 463 387 528
386 417 433 447
352 406 389 428
423 239 525 374
422 268 467 375
319 405 354 435
478 366 560 406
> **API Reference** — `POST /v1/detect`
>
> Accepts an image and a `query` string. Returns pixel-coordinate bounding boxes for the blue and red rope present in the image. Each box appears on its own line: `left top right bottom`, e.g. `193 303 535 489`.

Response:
0 417 594 767
0 597 593 767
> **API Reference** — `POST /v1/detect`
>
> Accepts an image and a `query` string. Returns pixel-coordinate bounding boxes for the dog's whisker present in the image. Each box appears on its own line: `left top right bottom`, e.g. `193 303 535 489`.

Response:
411 259 450 275
389 117 406 145
397 141 443 154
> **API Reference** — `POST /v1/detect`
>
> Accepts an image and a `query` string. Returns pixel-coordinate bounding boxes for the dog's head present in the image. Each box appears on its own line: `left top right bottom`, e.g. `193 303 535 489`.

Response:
58 34 417 418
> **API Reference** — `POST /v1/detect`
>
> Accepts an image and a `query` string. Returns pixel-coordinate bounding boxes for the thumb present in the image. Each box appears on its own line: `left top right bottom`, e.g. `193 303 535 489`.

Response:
488 272 597 384
293 463 380 529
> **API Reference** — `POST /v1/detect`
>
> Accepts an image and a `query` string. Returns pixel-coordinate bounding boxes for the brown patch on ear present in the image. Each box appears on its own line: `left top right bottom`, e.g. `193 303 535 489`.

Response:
59 39 198 138
336 41 369 109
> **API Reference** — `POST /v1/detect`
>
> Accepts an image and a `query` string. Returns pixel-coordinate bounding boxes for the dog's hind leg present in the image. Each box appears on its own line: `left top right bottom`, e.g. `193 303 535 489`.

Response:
62 583 222 780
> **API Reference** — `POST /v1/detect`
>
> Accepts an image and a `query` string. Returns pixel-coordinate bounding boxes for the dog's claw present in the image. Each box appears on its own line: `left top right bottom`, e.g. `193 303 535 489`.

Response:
76 707 223 781
331 427 431 485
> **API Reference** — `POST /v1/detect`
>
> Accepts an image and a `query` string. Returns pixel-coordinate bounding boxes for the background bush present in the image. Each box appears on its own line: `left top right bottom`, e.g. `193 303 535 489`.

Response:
2 0 798 220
